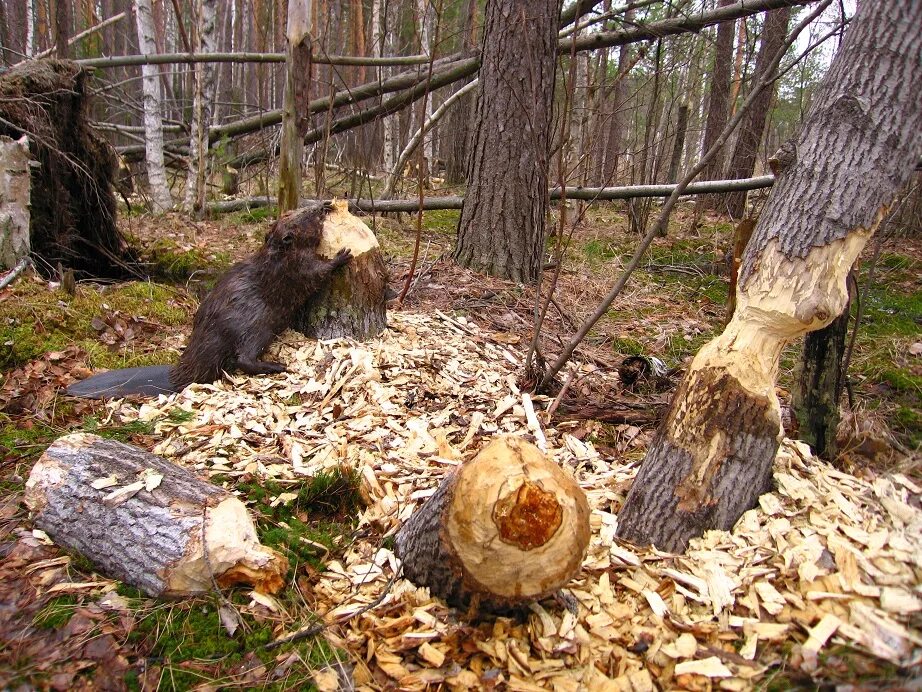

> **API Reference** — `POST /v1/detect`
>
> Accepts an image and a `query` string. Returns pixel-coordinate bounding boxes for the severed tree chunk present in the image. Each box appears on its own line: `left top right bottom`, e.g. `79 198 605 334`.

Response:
293 199 387 340
395 436 590 610
24 433 288 597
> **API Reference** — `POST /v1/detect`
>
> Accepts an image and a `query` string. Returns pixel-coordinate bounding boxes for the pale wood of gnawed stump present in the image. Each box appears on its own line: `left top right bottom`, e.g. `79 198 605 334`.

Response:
395 436 590 610
294 199 387 340
25 433 288 597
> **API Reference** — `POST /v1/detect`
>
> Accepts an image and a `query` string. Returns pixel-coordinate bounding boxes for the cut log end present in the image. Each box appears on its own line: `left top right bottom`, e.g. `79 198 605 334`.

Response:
25 433 288 597
294 199 387 341
396 436 590 611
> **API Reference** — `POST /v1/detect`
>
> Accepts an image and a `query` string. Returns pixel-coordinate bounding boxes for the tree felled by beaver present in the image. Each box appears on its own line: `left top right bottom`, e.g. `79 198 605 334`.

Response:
0 60 132 278
67 202 355 398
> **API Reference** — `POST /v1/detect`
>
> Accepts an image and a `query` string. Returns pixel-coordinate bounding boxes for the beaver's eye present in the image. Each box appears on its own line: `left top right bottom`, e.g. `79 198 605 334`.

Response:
281 233 294 245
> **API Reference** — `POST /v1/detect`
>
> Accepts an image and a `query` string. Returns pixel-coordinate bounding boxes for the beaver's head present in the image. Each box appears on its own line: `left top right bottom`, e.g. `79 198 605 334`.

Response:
265 200 335 252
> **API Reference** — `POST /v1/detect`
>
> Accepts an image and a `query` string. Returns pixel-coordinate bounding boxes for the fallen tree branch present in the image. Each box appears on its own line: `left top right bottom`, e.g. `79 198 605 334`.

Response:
77 51 431 68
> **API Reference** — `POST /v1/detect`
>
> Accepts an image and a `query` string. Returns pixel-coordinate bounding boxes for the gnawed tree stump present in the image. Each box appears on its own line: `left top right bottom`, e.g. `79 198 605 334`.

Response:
293 199 387 340
395 436 590 610
24 433 288 597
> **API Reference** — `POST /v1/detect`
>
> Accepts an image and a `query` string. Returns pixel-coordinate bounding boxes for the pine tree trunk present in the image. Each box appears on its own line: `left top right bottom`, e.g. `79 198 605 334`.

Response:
278 0 312 213
696 0 735 210
25 433 288 597
453 0 560 283
395 436 590 610
666 102 689 184
722 7 790 218
134 0 173 212
615 0 922 554
292 200 387 340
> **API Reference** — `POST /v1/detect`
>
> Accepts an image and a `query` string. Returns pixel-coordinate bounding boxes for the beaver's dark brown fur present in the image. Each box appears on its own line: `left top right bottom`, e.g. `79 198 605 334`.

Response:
66 201 350 399
170 201 351 389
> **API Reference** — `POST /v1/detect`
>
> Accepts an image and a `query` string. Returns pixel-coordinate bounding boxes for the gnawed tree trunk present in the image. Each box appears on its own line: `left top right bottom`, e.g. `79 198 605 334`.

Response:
453 0 560 283
615 0 922 554
293 200 387 340
278 0 313 213
0 135 30 269
134 0 173 212
25 433 289 597
395 436 590 610
792 290 851 459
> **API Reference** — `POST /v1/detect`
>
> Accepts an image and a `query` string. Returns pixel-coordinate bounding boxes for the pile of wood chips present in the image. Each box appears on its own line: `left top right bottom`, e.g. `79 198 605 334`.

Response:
107 311 922 690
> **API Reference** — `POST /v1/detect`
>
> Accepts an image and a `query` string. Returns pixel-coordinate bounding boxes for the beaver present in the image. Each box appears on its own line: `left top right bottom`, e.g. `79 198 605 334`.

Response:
67 201 351 398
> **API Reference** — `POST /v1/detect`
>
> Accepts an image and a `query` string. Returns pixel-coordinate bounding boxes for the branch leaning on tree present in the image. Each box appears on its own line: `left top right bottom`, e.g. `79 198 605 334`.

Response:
537 0 834 391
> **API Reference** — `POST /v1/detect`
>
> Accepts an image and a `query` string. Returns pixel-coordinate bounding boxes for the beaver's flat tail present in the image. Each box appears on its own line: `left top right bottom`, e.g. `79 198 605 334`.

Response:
66 365 178 399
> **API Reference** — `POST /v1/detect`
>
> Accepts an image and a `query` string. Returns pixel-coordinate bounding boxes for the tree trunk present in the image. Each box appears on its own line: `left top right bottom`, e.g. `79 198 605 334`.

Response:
292 200 387 340
53 0 71 58
696 0 735 210
666 102 689 184
184 0 218 217
602 31 632 184
278 0 312 213
615 0 922 554
25 433 288 597
0 135 31 269
721 7 790 218
134 0 173 212
453 0 560 283
444 0 477 185
792 290 851 459
395 436 590 610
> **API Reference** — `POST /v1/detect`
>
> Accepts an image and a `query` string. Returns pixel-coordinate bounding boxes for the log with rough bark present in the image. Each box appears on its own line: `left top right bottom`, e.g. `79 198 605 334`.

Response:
615 0 922 554
395 436 590 610
24 433 288 597
293 200 387 340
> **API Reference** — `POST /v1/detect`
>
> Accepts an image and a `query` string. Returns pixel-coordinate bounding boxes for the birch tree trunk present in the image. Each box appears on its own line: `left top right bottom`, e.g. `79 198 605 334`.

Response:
453 0 560 283
278 0 312 213
134 0 173 213
377 0 397 174
184 0 218 216
615 0 922 554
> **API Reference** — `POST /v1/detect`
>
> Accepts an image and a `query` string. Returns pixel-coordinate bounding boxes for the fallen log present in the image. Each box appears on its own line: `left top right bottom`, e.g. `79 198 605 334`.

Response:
293 200 388 340
24 433 288 597
395 436 590 610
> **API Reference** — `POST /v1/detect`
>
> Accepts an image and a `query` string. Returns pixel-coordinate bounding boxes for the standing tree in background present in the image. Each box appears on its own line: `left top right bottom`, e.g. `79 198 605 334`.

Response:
278 0 312 212
696 0 735 210
453 0 560 283
134 0 173 212
615 0 922 554
722 6 791 218
184 0 218 216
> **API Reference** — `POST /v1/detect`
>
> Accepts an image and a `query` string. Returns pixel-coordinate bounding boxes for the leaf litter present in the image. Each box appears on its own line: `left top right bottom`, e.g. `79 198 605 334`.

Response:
93 309 922 689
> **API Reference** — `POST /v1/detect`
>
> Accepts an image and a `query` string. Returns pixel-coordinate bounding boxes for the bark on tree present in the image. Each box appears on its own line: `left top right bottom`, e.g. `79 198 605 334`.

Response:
666 102 689 184
25 433 289 597
792 291 851 459
53 0 71 59
615 0 922 554
184 0 218 216
292 200 387 340
601 22 633 184
0 135 31 269
696 0 735 210
453 0 561 283
278 0 313 213
395 436 590 610
134 0 173 212
721 7 791 218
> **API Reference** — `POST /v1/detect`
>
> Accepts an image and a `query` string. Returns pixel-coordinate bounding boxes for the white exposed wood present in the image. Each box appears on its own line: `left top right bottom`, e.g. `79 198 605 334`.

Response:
0 135 31 270
395 436 590 608
134 0 174 213
25 433 289 597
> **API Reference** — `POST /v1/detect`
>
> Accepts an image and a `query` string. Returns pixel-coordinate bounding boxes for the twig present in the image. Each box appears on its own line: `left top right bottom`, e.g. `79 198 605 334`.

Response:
0 257 31 290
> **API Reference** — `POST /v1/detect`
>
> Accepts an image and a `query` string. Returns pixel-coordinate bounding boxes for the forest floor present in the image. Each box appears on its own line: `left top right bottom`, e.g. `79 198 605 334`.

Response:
0 194 919 690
